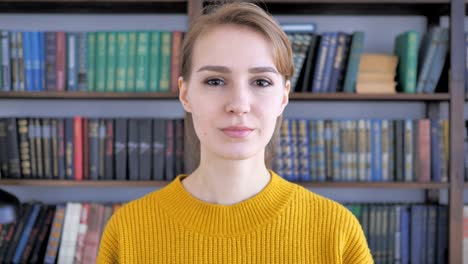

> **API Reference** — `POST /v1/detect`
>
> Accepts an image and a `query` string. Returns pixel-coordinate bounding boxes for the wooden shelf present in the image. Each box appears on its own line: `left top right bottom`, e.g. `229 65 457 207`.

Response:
0 91 450 101
0 179 449 189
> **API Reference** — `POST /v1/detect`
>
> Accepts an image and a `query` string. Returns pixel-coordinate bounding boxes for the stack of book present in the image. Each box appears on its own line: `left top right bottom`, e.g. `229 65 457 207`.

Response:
356 54 398 94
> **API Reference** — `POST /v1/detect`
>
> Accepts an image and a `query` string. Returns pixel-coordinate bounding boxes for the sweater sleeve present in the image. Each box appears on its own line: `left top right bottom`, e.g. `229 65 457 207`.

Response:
97 213 120 264
341 212 374 264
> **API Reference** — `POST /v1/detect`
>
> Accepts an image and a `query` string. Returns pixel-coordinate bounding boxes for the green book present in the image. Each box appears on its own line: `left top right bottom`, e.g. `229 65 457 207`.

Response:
135 31 150 92
126 31 137 92
394 31 418 93
149 31 161 92
159 32 172 92
106 32 117 92
95 32 107 92
115 32 129 92
86 32 96 91
343 31 365 93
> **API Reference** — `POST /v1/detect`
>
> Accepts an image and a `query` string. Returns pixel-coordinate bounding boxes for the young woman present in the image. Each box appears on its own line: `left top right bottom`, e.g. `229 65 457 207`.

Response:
98 2 373 263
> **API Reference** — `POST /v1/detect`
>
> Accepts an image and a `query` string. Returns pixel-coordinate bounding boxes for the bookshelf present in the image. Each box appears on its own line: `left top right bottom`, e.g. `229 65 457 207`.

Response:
0 0 464 263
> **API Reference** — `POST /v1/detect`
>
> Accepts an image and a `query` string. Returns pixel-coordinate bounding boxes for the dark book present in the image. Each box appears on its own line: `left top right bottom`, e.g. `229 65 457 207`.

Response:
165 120 175 181
328 32 350 92
43 204 65 264
7 118 21 178
13 203 41 263
42 118 52 179
57 119 66 180
28 205 55 264
114 119 128 180
0 223 14 262
296 34 319 93
98 119 106 180
138 119 152 181
51 119 59 179
336 34 352 92
426 205 437 264
17 118 31 178
88 118 99 180
35 118 44 179
436 206 448 264
152 119 166 181
104 119 114 180
410 205 424 263
82 117 89 180
19 205 47 263
394 120 404 182
5 203 33 264
65 118 75 180
0 119 9 177
128 119 139 181
175 119 185 176
27 118 37 179
45 31 56 91
0 206 21 263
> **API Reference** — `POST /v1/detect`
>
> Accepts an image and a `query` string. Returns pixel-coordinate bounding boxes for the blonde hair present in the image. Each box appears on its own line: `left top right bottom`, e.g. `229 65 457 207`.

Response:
181 1 294 172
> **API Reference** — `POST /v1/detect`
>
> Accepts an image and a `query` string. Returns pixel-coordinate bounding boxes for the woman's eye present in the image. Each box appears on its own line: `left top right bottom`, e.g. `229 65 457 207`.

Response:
206 79 225 86
254 79 272 87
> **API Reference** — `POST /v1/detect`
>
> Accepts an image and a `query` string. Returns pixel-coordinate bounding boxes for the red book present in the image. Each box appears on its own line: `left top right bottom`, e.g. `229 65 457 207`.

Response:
74 116 83 180
82 118 89 180
170 31 183 93
56 31 66 91
417 119 431 182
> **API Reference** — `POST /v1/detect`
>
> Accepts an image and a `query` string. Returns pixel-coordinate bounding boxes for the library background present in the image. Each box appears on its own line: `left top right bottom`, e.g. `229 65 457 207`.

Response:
0 0 466 263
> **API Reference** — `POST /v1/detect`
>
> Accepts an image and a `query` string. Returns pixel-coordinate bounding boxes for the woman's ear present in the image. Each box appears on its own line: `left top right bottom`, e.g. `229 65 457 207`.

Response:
178 76 192 113
278 80 290 116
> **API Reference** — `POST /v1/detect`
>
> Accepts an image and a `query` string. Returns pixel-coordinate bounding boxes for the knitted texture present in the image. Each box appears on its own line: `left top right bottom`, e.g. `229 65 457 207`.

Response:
97 171 373 263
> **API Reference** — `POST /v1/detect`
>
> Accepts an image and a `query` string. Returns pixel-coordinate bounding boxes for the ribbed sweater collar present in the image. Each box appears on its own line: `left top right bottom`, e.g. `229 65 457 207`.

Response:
155 170 297 237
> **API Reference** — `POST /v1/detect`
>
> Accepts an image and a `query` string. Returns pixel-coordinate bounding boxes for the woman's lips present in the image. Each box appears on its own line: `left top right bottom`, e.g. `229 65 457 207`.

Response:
221 127 253 138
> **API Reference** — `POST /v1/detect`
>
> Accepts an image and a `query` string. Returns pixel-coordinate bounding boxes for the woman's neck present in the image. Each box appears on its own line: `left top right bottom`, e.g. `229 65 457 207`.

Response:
181 157 271 205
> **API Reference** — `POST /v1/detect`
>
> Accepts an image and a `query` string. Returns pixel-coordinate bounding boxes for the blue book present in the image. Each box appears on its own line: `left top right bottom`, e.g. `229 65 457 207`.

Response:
400 206 410 264
67 32 79 91
316 120 326 181
416 27 441 93
404 119 414 182
308 120 317 181
410 205 424 263
297 119 310 181
426 206 437 264
311 34 330 93
321 32 338 93
38 32 45 91
31 31 40 91
22 32 33 91
436 206 448 264
328 32 350 92
331 120 341 181
13 204 41 264
425 28 449 93
371 120 382 181
466 33 468 93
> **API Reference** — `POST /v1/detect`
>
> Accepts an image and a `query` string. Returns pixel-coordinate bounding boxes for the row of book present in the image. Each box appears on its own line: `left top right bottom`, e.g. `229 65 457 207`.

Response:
346 204 448 264
289 27 449 94
0 30 183 93
0 118 185 181
274 119 449 183
0 202 119 264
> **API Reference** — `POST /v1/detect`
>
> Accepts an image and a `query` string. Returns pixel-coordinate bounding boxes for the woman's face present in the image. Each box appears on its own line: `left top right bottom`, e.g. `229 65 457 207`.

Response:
179 24 290 161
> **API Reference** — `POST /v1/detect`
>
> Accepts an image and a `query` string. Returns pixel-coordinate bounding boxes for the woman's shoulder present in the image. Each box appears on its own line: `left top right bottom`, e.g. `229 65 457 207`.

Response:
109 188 166 223
289 183 361 227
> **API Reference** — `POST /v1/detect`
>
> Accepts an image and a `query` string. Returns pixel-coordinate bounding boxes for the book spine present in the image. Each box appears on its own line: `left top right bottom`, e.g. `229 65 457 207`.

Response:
17 32 25 91
0 119 6 178
425 28 449 93
343 31 365 93
88 119 99 180
152 119 165 180
45 32 57 91
13 204 41 263
416 28 439 93
31 32 41 91
139 119 152 180
321 32 338 93
17 118 31 178
82 117 89 180
39 31 46 91
7 118 21 178
95 32 107 92
28 119 37 178
51 119 58 179
104 119 114 180
405 31 418 93
74 117 83 180
170 31 183 93
10 31 19 91
175 119 184 176
311 33 329 93
57 203 82 264
74 203 89 264
290 119 299 181
42 118 52 179
381 120 389 181
86 32 96 91
135 31 150 92
23 32 33 91
1 31 10 91
332 120 341 181
106 32 117 92
98 119 106 180
324 120 333 181
297 119 310 182
431 119 441 182
56 31 66 91
371 120 382 182
29 206 55 263
126 32 137 92
149 31 161 92
165 119 175 180
282 119 292 181
19 205 46 263
77 32 87 91
328 32 348 92
115 32 129 92
57 119 66 179
115 119 128 180
128 119 139 180
417 119 431 182
67 32 78 91
159 32 172 92
404 119 414 182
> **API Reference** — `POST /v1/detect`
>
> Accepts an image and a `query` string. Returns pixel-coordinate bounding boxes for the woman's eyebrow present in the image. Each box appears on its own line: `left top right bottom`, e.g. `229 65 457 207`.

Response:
197 65 278 75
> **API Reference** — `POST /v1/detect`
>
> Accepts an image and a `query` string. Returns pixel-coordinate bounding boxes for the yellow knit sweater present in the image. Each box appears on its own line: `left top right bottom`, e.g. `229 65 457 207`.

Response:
97 171 373 263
